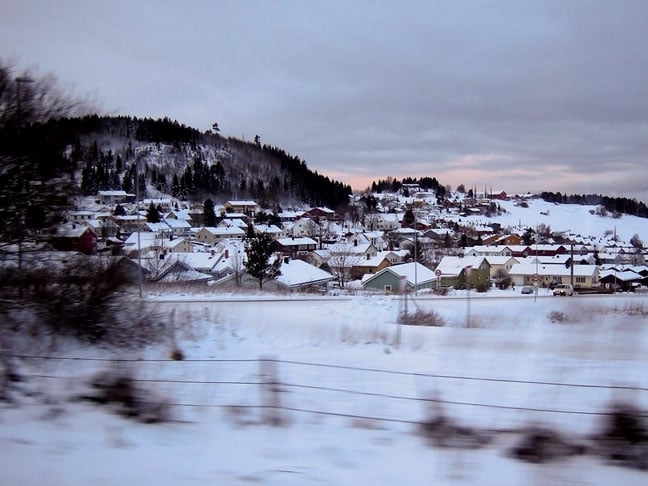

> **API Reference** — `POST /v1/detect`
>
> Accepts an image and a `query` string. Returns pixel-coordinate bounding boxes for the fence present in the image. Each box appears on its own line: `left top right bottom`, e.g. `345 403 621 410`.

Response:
6 353 648 435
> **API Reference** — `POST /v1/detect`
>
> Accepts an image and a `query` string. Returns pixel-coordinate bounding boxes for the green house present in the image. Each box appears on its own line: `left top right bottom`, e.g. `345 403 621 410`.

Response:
362 262 438 293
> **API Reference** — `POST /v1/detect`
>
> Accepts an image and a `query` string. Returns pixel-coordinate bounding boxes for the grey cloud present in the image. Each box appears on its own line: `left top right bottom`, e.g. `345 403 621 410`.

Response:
1 0 647 199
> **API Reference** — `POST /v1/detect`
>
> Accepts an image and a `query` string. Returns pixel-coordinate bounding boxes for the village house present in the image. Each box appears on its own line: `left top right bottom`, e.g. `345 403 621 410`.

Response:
123 232 191 258
164 218 192 237
112 214 146 234
276 210 302 224
483 256 520 280
362 262 438 293
508 263 600 289
145 221 173 237
224 200 259 216
167 251 225 276
67 210 96 224
98 190 131 205
277 258 336 292
464 245 514 257
350 252 393 280
218 218 248 231
274 237 318 257
368 213 401 231
50 224 98 255
253 224 284 239
599 265 648 291
194 226 246 245
482 234 521 246
434 256 491 288
141 198 173 213
302 207 339 221
507 244 568 258
288 217 320 238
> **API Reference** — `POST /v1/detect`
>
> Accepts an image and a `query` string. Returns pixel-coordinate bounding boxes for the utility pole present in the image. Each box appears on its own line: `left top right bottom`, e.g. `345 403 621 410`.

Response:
465 265 472 328
570 240 574 289
135 159 143 298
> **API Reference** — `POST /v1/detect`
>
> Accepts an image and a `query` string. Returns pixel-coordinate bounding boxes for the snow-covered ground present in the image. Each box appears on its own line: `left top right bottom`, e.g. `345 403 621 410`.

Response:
2 290 647 485
443 197 648 246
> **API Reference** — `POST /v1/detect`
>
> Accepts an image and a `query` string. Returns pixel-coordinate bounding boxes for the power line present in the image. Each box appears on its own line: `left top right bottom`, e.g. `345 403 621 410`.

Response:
9 354 648 392
24 372 647 418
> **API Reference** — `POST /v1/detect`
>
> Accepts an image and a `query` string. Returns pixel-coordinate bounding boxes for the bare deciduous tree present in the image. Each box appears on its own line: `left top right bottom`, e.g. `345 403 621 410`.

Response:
328 242 363 288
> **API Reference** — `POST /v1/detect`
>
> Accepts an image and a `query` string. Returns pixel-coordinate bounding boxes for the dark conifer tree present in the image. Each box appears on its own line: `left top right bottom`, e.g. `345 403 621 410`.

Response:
203 199 217 227
146 202 161 223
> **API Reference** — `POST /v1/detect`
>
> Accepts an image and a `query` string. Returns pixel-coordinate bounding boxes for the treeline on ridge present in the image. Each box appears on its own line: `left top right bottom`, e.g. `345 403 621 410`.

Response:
541 192 648 218
370 176 447 198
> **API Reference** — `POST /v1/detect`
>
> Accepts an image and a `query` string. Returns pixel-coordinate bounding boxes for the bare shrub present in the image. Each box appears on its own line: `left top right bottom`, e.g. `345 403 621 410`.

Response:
624 303 648 317
548 310 570 324
169 347 185 361
474 280 491 293
594 402 648 470
84 369 171 423
509 425 587 463
1 255 165 347
0 349 21 403
399 310 446 327
419 396 491 449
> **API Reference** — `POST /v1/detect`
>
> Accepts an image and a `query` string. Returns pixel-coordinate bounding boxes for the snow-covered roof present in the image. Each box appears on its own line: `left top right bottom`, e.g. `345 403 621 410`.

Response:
276 237 317 246
200 226 246 236
146 222 171 233
365 262 438 286
483 256 519 265
599 269 642 282
435 256 487 276
277 259 335 289
164 218 191 229
123 232 159 246
509 263 599 277
55 224 96 238
518 254 572 265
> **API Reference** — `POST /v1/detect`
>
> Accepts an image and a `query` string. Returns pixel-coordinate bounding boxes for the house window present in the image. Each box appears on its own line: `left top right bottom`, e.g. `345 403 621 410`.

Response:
576 276 586 283
384 285 392 292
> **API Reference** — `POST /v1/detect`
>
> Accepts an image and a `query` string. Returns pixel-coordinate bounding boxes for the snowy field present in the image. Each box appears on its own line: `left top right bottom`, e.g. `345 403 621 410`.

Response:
2 290 647 485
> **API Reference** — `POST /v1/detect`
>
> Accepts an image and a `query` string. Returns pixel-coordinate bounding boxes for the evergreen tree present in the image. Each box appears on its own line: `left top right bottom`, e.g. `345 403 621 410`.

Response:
402 208 416 228
203 198 217 227
146 202 161 223
171 174 181 198
244 232 281 289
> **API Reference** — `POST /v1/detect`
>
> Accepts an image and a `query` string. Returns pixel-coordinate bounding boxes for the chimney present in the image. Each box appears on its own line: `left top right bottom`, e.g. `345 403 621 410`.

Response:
211 249 215 256
224 249 229 258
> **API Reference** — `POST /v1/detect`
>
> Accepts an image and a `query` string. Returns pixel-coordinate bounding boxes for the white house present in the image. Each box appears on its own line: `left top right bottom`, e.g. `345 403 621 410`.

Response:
277 258 335 292
194 226 246 245
508 263 600 288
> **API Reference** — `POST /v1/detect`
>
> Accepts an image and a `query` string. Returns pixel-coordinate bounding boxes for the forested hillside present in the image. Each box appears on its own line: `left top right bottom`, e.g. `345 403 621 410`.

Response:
69 116 352 210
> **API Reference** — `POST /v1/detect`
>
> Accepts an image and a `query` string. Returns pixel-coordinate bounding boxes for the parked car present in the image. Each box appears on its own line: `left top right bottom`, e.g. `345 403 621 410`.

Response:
521 285 534 294
553 284 574 296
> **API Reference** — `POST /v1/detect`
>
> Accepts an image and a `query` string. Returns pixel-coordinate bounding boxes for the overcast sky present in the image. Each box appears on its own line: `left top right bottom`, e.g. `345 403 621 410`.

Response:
2 0 648 200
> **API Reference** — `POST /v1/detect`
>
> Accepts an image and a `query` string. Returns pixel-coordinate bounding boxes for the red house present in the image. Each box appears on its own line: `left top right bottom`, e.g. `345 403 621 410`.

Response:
50 225 98 255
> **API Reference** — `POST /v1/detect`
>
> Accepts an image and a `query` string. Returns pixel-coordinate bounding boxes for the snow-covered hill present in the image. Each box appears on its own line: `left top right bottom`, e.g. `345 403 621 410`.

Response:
444 197 648 246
